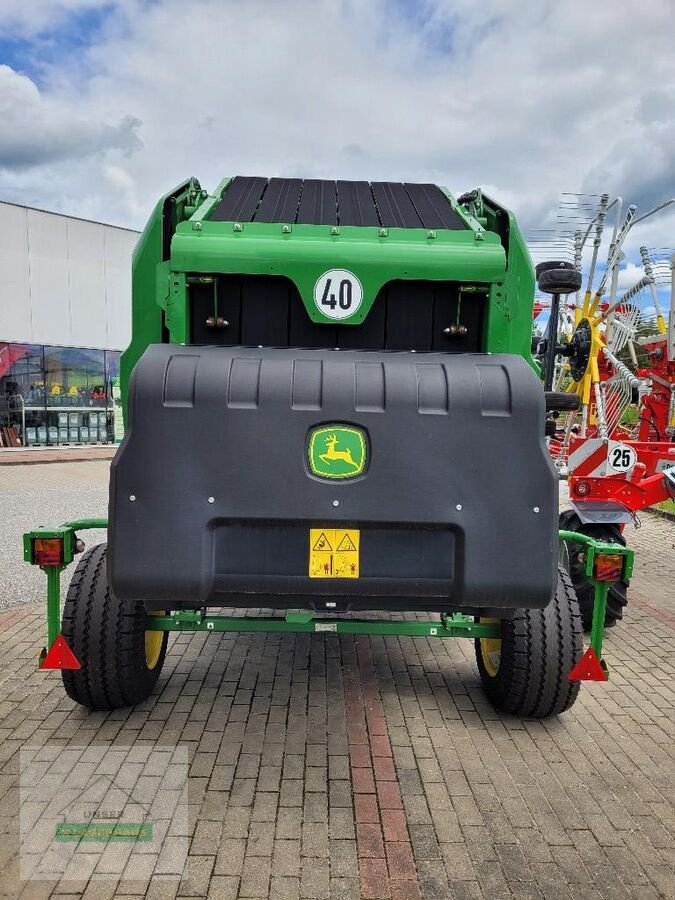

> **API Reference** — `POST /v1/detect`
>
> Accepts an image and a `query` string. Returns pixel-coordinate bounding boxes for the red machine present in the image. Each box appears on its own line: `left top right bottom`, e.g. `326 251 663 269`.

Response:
536 233 675 628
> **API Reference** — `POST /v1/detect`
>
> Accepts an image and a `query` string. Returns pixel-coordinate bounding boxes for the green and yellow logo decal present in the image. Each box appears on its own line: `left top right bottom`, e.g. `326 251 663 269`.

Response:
308 426 367 480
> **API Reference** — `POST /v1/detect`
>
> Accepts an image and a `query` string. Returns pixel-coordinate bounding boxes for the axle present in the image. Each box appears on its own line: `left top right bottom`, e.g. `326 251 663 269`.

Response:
24 520 634 681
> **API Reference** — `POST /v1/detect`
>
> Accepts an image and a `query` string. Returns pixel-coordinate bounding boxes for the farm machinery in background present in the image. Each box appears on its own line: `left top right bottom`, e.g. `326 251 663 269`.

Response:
531 194 675 626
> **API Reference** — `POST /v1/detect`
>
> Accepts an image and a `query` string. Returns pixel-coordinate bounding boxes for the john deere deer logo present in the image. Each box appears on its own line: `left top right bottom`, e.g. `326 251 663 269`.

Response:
308 426 366 479
320 434 359 469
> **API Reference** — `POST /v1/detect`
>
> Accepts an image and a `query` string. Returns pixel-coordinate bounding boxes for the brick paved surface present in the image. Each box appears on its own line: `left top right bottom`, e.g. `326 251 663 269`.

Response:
0 463 674 899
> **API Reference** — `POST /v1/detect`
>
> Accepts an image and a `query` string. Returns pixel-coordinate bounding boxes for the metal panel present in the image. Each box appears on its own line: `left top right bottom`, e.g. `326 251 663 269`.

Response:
210 176 267 222
190 275 484 353
103 226 136 351
384 281 434 349
67 217 106 349
296 180 337 225
210 178 466 231
240 276 291 345
27 209 71 346
404 183 465 230
0 203 136 351
0 203 31 343
371 182 423 228
253 178 302 223
336 181 380 226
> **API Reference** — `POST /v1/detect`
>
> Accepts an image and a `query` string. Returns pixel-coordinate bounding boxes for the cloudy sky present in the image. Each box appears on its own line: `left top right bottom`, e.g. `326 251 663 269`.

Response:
1 0 674 258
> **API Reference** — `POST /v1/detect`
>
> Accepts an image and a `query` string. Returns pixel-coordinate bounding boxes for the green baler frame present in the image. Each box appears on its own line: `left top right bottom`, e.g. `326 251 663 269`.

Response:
24 522 633 681
120 178 537 428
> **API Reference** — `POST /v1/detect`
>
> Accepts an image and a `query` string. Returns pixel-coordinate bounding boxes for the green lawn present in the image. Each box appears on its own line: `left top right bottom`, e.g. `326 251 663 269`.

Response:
655 498 675 515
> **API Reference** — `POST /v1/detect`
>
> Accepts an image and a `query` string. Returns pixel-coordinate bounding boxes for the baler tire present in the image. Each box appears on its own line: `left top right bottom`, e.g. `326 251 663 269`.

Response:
538 267 582 295
545 391 581 412
558 510 628 629
535 260 576 278
475 565 583 718
61 543 168 710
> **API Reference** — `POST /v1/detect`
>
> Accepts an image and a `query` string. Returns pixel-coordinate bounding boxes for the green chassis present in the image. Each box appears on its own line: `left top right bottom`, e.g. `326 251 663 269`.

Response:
24 521 633 678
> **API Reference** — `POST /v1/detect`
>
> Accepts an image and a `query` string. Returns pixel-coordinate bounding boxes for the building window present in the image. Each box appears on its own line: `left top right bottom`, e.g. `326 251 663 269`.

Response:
0 342 121 448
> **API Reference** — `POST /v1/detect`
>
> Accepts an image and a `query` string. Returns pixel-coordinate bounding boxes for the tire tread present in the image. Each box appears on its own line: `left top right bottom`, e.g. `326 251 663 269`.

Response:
61 543 167 710
476 565 582 717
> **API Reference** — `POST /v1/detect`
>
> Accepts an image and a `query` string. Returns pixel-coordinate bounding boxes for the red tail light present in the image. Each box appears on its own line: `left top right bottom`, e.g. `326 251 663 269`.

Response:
573 480 591 497
593 553 624 582
33 538 64 567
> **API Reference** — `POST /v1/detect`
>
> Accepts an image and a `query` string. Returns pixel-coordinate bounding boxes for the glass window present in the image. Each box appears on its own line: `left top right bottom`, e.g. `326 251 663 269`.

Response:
44 346 106 409
1 342 122 448
105 350 122 443
0 343 46 447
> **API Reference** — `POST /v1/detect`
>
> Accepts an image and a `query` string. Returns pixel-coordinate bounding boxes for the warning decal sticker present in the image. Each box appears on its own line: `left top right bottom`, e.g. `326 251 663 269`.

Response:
309 528 360 578
312 532 333 552
336 534 357 552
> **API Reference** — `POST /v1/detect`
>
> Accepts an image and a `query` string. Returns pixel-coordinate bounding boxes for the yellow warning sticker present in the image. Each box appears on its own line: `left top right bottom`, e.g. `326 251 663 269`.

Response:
309 528 360 578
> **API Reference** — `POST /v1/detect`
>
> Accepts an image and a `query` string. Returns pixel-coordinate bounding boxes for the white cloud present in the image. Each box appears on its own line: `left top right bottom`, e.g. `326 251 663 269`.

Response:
616 261 646 292
0 0 674 234
0 65 141 169
0 0 110 35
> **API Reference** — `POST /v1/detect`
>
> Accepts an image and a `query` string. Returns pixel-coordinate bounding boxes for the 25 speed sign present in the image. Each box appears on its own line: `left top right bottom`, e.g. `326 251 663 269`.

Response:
313 269 363 320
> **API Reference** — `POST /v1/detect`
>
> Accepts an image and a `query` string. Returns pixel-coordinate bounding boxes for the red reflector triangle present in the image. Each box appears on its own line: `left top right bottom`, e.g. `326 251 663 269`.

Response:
568 647 607 682
40 635 81 670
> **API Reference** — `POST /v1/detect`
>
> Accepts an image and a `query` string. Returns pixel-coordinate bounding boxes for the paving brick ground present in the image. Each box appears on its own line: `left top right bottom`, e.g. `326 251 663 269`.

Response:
0 462 674 899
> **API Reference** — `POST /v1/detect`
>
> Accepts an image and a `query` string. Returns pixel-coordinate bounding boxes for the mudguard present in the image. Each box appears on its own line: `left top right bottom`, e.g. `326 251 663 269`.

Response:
109 345 558 613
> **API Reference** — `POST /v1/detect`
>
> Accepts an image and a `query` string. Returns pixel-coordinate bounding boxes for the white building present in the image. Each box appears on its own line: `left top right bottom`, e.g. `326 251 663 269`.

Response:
0 201 139 450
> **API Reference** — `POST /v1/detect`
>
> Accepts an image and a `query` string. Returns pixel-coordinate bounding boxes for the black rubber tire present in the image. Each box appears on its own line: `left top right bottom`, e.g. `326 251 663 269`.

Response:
61 543 168 710
545 391 581 412
538 267 582 295
558 510 628 629
475 565 583 717
535 260 575 278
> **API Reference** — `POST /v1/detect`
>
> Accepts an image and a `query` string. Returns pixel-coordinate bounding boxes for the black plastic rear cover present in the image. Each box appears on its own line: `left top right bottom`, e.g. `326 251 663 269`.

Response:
109 346 558 612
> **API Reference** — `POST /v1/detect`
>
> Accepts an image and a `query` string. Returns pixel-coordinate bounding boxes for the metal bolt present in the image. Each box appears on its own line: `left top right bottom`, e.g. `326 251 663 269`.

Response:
330 226 339 235
427 230 436 239
444 324 467 337
233 223 242 232
533 506 540 513
282 224 291 233
332 500 340 507
474 231 484 241
456 504 462 511
192 221 202 231
208 497 215 504
129 495 136 502
379 228 389 237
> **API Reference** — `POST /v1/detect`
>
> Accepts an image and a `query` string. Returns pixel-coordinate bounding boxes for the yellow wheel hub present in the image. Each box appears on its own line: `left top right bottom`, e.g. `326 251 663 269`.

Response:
564 294 606 411
145 611 164 670
479 617 502 677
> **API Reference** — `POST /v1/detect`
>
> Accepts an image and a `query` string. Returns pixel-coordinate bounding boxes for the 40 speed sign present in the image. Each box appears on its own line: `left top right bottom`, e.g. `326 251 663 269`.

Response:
313 269 363 320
